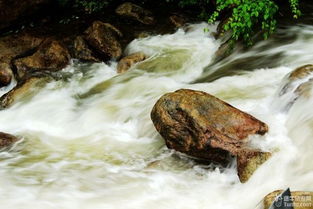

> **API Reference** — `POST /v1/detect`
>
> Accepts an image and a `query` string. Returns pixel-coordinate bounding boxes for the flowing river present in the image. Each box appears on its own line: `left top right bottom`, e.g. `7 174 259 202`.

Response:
0 21 312 209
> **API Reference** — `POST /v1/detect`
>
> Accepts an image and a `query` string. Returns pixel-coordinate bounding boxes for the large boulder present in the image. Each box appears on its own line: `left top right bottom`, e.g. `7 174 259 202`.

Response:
0 0 51 30
0 76 52 108
115 2 155 25
151 89 270 182
264 190 313 209
13 39 70 80
84 21 123 60
117 52 147 73
0 132 19 149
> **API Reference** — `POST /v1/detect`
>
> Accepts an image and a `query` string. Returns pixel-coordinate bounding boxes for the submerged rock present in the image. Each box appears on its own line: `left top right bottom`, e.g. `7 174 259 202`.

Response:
84 21 123 60
0 132 19 149
13 39 70 80
115 2 155 25
151 89 270 182
264 190 313 209
117 52 147 73
278 64 313 110
0 76 52 108
280 64 313 95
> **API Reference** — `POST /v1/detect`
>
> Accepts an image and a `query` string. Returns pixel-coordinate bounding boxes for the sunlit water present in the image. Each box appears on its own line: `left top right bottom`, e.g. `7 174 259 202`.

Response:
0 22 312 209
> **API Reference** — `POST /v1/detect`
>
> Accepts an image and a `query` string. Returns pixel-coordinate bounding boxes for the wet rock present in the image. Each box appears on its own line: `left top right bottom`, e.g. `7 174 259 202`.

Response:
294 78 313 99
135 31 152 39
0 33 44 84
278 65 313 110
117 52 147 73
84 21 122 60
0 64 13 87
13 39 70 80
237 150 271 183
0 0 51 30
214 39 234 62
264 190 313 209
0 132 19 149
115 2 155 25
169 14 187 28
72 36 100 62
289 64 313 81
0 76 52 108
280 64 313 95
151 89 269 182
0 33 43 61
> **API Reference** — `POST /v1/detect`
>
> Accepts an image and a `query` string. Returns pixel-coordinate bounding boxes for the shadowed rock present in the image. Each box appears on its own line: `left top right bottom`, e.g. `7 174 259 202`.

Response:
84 21 123 60
151 89 270 182
0 132 19 149
0 64 13 87
116 2 155 25
117 52 147 73
0 0 51 30
71 36 100 62
169 14 187 28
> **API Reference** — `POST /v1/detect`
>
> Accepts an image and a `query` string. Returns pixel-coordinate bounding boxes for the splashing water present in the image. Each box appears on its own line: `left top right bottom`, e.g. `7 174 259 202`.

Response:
0 22 312 209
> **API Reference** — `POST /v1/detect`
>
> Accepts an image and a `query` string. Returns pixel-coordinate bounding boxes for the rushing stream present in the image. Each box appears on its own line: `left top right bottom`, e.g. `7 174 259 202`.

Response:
0 22 312 209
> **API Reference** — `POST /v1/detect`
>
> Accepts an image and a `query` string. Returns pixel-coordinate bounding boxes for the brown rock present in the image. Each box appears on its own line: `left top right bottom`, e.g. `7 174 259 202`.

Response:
13 39 70 80
151 89 269 181
0 33 43 61
264 190 313 209
0 76 52 108
117 52 147 73
237 150 271 183
280 64 313 95
169 15 186 28
115 2 155 25
289 64 313 81
72 36 100 62
0 132 19 149
294 78 313 99
0 33 44 84
0 0 51 30
279 65 313 109
84 21 122 60
0 64 13 87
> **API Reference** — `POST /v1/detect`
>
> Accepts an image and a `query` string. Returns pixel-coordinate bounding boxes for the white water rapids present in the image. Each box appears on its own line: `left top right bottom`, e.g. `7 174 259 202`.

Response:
0 22 312 209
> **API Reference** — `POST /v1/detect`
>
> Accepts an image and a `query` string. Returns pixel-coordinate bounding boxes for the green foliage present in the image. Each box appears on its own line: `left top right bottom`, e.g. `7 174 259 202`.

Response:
176 0 300 45
208 0 300 45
